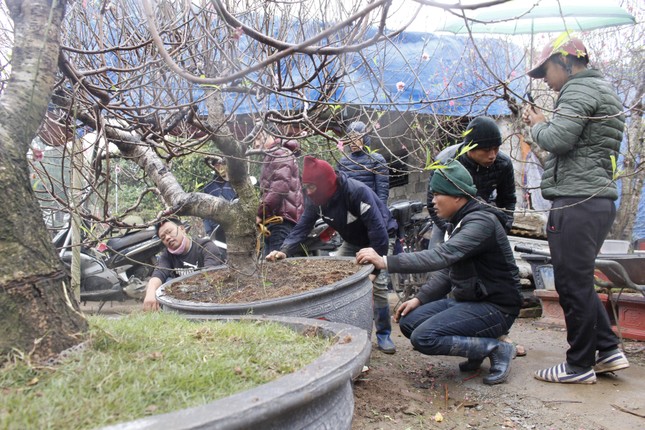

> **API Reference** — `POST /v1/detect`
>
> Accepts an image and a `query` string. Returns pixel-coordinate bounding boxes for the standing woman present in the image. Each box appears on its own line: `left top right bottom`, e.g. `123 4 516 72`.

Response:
253 123 305 256
522 35 629 384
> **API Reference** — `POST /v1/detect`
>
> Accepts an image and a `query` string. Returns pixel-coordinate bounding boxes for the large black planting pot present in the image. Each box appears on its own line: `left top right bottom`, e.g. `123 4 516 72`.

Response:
102 315 371 430
156 257 374 335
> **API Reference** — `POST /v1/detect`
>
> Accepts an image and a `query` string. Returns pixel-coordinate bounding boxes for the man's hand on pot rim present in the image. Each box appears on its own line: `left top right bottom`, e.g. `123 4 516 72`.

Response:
265 250 286 262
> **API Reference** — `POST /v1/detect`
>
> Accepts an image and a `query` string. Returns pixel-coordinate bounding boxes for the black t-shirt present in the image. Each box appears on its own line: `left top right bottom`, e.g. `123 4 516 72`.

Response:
151 238 224 283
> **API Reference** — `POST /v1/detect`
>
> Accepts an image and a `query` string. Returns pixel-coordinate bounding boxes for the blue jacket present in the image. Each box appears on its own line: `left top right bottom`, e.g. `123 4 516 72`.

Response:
281 171 397 256
203 175 237 236
203 175 237 201
338 151 389 205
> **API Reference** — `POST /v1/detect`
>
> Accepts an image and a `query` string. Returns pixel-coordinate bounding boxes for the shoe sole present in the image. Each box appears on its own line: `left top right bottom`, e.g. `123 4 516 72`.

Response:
534 374 597 384
594 362 630 374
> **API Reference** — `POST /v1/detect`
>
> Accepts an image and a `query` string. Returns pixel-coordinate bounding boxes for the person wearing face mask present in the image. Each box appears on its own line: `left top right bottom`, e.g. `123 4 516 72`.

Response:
143 217 224 311
265 156 399 354
522 35 628 384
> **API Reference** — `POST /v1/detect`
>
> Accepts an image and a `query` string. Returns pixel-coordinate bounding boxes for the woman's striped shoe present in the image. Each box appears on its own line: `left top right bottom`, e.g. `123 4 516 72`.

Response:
534 362 596 384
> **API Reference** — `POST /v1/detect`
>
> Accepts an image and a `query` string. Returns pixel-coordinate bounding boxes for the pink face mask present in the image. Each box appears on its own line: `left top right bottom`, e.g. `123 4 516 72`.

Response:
167 235 188 255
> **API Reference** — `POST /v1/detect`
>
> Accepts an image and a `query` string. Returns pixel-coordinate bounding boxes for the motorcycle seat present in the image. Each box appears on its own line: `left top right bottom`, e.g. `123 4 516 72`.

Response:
107 228 157 251
389 200 424 226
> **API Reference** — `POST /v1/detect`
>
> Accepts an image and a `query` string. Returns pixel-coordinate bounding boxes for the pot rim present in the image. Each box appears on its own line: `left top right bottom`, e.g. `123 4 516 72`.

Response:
156 256 373 310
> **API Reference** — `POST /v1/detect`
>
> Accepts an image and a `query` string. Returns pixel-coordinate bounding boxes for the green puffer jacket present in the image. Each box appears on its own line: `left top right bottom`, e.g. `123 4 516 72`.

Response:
531 69 624 200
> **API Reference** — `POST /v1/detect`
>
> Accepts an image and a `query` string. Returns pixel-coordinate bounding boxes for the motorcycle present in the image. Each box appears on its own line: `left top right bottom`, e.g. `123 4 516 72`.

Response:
388 200 433 302
291 218 342 257
52 223 164 302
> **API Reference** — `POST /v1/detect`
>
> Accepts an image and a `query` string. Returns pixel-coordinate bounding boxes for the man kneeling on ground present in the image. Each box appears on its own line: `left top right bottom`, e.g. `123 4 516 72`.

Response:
356 159 522 385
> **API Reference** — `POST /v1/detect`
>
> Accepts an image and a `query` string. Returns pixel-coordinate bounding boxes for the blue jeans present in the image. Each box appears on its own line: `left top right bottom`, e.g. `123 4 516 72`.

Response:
263 221 295 256
399 299 515 356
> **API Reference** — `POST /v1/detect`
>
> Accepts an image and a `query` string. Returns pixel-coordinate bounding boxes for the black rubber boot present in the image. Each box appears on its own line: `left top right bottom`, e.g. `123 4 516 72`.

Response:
484 342 515 385
448 337 514 384
374 306 396 354
458 358 484 372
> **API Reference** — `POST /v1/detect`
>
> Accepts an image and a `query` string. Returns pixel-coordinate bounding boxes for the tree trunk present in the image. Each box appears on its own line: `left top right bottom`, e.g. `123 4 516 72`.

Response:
0 0 87 364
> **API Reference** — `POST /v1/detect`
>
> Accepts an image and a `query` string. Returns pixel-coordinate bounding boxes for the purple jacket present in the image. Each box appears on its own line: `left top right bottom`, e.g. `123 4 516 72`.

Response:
257 139 304 224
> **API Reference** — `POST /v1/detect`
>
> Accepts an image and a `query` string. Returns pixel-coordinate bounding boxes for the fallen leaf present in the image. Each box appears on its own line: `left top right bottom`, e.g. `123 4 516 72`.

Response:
434 412 444 422
148 351 163 360
338 334 353 344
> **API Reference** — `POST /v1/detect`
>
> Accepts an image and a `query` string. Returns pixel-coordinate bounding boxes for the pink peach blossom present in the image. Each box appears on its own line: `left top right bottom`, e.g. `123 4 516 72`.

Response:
32 148 44 161
232 27 244 40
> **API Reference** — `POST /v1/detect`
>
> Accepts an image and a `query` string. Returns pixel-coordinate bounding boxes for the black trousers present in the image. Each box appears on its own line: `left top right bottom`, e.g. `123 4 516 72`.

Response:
547 197 620 368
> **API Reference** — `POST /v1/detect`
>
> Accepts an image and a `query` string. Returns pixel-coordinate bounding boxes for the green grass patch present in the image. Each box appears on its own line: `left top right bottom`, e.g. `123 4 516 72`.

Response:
0 312 332 429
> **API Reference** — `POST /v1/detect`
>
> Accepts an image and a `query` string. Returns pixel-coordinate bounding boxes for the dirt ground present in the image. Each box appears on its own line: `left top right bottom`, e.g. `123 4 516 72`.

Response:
352 293 645 430
81 295 645 430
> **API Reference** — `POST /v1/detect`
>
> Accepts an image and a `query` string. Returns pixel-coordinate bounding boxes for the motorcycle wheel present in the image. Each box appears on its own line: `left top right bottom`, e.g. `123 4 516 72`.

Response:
125 257 157 280
390 272 430 303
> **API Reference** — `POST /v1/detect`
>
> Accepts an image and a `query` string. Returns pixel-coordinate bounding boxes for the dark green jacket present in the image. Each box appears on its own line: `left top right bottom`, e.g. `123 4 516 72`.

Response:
531 69 624 200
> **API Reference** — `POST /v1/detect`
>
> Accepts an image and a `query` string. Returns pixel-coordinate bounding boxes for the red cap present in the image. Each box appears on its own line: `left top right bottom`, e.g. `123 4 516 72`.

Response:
527 36 588 79
302 156 337 205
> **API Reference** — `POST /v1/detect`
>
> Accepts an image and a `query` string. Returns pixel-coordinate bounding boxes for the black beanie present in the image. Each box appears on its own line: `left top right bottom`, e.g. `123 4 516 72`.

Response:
463 116 502 149
430 159 477 198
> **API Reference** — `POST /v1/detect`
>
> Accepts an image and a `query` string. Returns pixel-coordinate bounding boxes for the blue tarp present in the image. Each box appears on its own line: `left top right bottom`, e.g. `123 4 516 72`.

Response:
225 30 528 117
634 187 645 241
334 31 527 116
617 141 645 241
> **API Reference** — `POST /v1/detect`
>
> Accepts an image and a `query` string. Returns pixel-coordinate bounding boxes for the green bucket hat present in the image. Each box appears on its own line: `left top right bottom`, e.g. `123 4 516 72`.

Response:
430 159 477 198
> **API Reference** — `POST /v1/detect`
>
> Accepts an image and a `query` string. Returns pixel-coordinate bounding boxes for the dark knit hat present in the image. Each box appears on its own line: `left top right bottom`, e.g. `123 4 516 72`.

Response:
430 159 477 198
302 156 338 205
463 117 502 149
346 121 372 147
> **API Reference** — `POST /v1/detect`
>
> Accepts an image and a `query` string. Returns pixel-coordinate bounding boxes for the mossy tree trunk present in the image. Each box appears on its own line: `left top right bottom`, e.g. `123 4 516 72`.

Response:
0 0 88 364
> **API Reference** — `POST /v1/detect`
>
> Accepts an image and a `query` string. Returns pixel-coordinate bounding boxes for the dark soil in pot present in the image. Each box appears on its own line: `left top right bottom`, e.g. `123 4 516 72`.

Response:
164 259 361 304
